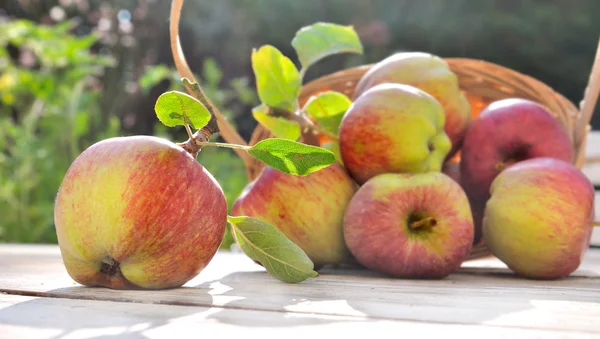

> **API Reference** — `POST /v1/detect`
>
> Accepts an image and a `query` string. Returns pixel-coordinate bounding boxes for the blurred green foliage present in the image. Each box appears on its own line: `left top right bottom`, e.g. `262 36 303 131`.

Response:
0 19 120 242
1 0 599 245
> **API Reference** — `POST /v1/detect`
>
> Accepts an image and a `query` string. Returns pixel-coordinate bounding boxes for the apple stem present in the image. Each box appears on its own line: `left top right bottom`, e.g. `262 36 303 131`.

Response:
183 123 195 142
298 111 340 142
195 141 252 151
592 221 600 227
410 217 437 230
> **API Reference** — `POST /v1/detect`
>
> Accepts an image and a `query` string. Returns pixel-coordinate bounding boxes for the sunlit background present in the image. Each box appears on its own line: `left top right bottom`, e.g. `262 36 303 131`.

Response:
1 0 599 247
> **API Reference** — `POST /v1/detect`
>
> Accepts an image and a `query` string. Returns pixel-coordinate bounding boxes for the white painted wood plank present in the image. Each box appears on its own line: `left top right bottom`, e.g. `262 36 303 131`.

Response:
582 130 599 185
1 294 596 339
592 191 600 246
0 245 599 333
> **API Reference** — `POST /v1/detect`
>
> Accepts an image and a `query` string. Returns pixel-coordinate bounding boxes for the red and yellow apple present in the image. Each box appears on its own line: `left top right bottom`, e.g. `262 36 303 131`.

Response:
353 51 471 158
54 136 228 289
231 163 358 268
339 83 452 185
483 157 595 279
343 172 474 279
460 98 574 203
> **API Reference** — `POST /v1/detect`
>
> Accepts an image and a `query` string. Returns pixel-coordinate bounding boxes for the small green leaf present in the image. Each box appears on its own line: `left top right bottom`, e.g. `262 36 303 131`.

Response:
228 215 318 283
292 22 363 71
304 91 352 135
252 105 301 141
251 45 301 111
248 138 335 176
154 91 210 130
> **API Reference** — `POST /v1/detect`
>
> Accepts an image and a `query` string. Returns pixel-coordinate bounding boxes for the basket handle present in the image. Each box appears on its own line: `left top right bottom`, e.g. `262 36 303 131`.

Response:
574 38 600 167
168 0 256 171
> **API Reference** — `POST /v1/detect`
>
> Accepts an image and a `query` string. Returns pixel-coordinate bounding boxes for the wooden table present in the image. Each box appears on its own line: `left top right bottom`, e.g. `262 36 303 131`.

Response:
1 244 599 338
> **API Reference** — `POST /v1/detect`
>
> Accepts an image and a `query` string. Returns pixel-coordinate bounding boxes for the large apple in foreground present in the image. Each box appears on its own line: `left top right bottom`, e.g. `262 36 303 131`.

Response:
231 163 358 268
483 157 595 279
343 172 474 279
54 136 228 289
460 98 574 203
339 83 452 185
352 51 472 158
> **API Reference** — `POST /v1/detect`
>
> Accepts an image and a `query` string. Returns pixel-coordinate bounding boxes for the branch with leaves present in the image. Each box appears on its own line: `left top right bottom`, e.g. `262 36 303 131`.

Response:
250 23 364 145
165 1 365 284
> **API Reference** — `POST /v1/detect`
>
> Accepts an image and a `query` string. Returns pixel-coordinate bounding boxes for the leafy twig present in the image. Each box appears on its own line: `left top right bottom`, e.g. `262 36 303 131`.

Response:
169 0 256 166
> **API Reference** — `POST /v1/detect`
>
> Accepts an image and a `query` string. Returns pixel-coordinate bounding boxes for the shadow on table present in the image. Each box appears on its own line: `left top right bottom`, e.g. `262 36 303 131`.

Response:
0 287 210 339
193 263 600 332
1 263 598 337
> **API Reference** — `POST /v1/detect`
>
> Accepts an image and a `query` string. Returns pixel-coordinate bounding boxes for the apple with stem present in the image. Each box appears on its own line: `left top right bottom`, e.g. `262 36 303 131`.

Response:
343 172 474 279
54 135 228 289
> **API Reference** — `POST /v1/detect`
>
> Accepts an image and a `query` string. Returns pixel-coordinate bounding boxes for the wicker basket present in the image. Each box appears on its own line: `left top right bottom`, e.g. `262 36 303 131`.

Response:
237 53 600 260
168 0 600 261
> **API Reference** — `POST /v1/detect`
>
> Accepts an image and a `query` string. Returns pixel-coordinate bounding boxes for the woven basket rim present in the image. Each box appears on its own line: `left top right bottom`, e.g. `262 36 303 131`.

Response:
301 57 579 114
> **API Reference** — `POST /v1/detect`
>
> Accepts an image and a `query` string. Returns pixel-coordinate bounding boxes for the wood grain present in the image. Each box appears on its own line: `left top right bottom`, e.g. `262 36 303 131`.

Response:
592 190 600 245
582 131 600 185
1 245 599 333
3 294 598 339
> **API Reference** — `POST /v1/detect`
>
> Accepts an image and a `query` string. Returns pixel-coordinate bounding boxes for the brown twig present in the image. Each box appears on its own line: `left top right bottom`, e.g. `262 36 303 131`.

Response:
169 0 255 165
266 106 339 142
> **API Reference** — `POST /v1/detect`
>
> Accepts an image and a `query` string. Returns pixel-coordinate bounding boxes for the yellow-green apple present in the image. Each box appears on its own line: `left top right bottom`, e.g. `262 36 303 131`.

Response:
460 98 574 204
483 157 595 279
231 163 358 268
343 172 474 278
339 83 452 185
54 135 228 289
353 51 471 158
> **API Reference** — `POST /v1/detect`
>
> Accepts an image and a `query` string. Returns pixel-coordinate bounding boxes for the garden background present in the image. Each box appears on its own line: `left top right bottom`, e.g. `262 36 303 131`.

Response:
1 0 599 249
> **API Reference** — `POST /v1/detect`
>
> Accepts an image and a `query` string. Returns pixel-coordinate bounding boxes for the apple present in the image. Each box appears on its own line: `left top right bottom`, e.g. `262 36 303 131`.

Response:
343 172 474 279
442 157 461 185
353 51 472 158
460 98 574 203
483 157 595 279
339 83 452 185
54 135 228 289
231 163 358 268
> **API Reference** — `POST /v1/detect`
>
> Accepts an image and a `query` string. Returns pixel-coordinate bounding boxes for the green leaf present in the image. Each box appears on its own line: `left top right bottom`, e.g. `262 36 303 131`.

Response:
227 216 318 283
304 91 352 135
154 91 210 130
251 45 301 111
252 105 301 141
248 138 335 176
292 22 363 71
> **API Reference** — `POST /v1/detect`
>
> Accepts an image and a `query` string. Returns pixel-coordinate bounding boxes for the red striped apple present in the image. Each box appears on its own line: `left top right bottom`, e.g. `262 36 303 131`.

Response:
483 157 596 279
231 163 358 268
54 135 228 289
339 83 452 185
460 98 574 203
343 172 474 279
352 52 472 158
